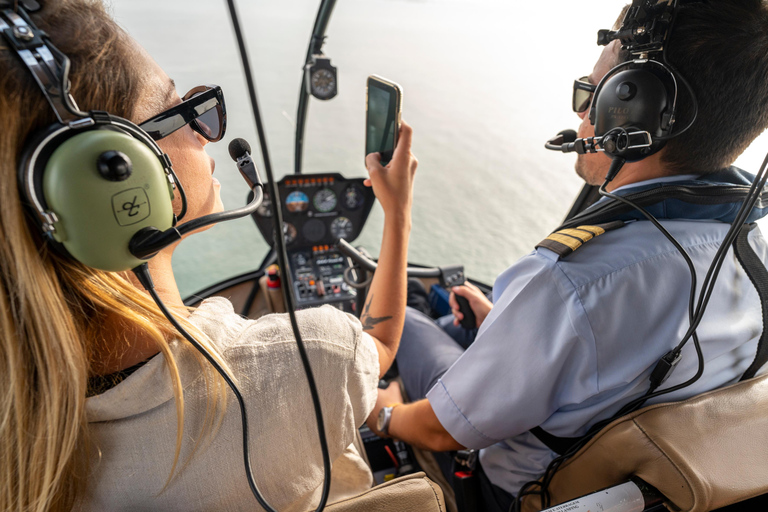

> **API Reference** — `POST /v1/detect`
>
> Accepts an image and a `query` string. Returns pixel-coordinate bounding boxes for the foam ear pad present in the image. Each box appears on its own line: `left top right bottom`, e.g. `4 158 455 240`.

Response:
593 67 670 160
41 128 174 271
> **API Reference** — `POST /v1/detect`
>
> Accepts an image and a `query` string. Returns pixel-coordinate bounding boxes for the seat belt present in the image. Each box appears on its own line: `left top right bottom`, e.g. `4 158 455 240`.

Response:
733 224 768 381
531 223 768 455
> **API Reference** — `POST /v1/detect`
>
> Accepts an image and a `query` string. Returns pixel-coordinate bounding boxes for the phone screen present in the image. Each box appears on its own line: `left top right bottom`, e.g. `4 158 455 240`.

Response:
366 78 400 165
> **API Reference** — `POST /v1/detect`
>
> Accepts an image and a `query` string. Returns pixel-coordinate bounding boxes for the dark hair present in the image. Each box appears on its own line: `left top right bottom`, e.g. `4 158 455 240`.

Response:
650 0 768 174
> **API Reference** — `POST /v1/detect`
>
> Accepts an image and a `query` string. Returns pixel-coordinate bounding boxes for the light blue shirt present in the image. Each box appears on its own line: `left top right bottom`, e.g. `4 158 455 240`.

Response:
426 179 767 496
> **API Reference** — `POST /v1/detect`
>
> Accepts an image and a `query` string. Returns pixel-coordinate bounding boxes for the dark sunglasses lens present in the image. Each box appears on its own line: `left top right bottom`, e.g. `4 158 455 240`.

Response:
573 77 594 113
195 106 221 140
573 89 593 113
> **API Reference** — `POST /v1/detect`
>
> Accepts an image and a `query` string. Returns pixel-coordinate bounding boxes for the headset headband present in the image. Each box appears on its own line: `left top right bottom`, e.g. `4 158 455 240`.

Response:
0 6 85 123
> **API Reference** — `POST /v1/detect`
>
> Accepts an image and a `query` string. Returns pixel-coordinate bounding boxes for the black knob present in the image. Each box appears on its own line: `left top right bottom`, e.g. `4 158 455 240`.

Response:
97 151 133 181
616 81 637 101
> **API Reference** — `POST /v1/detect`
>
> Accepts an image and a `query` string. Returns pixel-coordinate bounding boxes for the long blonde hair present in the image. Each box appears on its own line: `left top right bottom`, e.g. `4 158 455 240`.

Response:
0 2 227 510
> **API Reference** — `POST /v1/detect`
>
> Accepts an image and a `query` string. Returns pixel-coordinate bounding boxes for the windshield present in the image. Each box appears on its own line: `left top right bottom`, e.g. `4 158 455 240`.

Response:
114 0 768 298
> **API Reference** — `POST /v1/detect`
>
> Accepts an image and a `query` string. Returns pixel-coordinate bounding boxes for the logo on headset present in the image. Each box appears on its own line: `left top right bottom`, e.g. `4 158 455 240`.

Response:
112 188 151 226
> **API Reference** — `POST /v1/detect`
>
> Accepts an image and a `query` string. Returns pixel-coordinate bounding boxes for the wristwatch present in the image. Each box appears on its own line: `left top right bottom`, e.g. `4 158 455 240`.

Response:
376 403 400 436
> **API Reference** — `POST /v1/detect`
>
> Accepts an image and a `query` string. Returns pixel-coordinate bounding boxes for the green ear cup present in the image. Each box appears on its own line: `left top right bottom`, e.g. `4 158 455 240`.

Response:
43 129 174 271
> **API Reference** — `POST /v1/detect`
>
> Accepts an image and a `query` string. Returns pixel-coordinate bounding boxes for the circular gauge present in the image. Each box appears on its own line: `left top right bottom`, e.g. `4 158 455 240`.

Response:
330 217 354 240
285 191 309 213
343 185 365 210
313 188 337 213
302 219 327 243
282 223 297 245
256 192 272 217
311 69 337 100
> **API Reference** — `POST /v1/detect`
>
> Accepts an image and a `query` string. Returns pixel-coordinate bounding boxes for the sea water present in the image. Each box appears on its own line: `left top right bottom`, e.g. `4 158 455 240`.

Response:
113 0 768 297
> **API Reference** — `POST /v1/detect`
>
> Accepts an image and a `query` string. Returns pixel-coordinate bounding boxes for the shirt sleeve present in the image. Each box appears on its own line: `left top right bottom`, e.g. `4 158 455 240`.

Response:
426 251 599 449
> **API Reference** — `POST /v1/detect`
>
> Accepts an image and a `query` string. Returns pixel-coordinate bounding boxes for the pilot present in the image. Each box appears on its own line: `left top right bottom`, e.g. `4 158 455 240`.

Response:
366 1 768 511
0 1 418 510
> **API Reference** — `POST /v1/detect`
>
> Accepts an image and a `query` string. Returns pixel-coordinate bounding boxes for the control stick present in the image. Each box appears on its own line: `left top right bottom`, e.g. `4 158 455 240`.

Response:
337 239 478 329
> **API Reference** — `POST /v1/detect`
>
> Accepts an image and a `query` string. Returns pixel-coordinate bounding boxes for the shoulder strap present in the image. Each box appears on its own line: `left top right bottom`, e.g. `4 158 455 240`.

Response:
733 224 768 381
535 221 625 258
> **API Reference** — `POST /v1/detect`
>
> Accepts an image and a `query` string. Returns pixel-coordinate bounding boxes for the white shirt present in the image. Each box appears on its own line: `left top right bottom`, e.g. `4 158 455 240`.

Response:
79 298 380 511
427 208 767 496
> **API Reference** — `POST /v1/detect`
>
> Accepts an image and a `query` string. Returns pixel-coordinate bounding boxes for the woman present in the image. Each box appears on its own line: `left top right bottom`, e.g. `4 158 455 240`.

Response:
0 1 417 510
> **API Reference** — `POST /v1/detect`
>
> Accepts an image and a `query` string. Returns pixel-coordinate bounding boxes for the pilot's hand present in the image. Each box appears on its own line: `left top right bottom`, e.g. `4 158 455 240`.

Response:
364 121 418 222
450 282 493 328
366 380 404 438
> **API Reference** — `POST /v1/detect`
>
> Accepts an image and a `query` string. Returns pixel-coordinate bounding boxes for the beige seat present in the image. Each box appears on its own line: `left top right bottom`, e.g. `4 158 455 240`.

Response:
521 373 768 512
326 472 445 511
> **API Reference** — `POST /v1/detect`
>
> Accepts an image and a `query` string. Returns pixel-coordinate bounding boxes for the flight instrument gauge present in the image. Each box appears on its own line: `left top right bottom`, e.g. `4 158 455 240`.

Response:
313 188 337 212
286 191 309 212
330 217 354 240
343 185 365 210
305 56 338 101
256 192 272 217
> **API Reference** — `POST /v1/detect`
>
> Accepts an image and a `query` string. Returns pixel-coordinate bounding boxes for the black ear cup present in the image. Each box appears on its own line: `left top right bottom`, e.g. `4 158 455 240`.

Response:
18 115 176 271
590 65 675 161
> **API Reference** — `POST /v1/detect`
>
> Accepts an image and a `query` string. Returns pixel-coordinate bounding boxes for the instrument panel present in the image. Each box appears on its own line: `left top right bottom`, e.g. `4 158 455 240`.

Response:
251 173 375 249
250 173 375 312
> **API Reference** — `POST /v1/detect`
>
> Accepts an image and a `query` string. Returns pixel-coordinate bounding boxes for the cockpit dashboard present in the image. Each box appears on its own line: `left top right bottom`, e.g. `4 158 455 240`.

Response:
251 173 376 312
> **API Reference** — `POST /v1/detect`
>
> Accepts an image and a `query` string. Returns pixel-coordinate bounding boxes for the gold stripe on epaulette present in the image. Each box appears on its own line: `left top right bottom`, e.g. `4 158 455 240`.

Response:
559 228 596 243
546 233 583 251
576 225 606 236
535 222 624 258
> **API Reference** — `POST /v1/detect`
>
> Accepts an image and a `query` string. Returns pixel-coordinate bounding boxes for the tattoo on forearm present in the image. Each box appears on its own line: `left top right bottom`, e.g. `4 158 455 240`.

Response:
360 294 392 331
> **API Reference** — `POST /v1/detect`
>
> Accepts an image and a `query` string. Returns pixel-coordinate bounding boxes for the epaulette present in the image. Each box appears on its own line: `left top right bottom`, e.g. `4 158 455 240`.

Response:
535 220 625 258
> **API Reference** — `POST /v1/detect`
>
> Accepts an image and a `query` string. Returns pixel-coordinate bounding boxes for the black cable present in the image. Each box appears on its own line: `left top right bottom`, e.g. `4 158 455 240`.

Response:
224 1 332 511
44 42 88 118
132 264 276 510
656 0 699 141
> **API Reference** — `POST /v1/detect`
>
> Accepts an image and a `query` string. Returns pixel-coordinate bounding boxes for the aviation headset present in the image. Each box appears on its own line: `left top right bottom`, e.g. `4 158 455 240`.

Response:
1 3 180 272
589 59 678 161
548 0 698 168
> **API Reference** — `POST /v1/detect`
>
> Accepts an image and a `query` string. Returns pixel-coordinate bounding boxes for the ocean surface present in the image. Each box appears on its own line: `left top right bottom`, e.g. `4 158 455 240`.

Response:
112 0 768 298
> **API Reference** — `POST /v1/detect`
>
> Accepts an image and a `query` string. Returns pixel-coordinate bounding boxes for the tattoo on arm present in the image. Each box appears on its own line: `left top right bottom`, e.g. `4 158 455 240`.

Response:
360 294 393 331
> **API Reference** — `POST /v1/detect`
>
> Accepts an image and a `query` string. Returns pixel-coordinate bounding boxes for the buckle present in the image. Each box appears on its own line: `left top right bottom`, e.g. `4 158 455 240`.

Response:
454 449 478 471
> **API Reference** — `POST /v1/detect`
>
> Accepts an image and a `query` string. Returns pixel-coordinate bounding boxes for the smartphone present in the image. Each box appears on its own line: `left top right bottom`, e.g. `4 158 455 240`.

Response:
366 75 403 166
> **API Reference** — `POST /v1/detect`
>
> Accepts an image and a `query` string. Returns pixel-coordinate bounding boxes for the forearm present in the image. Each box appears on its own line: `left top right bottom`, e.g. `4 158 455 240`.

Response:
389 399 464 452
363 213 411 377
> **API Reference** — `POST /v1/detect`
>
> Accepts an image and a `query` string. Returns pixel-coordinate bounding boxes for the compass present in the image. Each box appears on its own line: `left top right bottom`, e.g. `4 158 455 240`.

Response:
305 56 338 100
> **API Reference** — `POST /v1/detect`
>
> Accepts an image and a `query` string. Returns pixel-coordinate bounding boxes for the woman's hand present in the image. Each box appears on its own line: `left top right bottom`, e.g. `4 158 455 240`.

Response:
450 282 493 328
364 121 418 222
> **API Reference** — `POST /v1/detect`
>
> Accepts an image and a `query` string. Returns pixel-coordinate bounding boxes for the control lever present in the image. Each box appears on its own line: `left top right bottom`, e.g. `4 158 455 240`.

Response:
336 239 477 329
438 265 476 330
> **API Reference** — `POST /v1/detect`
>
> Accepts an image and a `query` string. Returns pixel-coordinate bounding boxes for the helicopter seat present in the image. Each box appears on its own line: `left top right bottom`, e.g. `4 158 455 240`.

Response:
521 372 768 512
325 471 445 511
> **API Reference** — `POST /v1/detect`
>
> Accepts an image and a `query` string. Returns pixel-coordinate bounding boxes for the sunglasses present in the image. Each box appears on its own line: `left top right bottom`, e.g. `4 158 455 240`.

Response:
140 84 226 142
573 76 597 113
